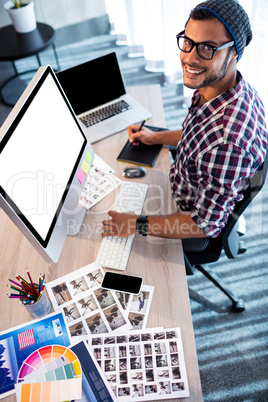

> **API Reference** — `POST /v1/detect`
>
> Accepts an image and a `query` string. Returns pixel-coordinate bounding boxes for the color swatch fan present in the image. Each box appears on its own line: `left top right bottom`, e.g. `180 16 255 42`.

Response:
15 345 82 402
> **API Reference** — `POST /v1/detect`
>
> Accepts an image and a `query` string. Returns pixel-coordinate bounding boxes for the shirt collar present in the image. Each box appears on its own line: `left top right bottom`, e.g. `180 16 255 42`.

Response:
189 71 243 117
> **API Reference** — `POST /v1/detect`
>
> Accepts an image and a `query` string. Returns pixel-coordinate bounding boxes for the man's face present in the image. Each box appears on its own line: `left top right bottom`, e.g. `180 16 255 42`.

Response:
180 18 236 90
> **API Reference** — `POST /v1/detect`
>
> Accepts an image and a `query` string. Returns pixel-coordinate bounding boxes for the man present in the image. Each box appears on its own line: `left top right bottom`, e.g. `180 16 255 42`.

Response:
102 0 267 244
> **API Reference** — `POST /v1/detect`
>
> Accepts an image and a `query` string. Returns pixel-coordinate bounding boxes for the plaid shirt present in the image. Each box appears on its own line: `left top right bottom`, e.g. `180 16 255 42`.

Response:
169 73 267 237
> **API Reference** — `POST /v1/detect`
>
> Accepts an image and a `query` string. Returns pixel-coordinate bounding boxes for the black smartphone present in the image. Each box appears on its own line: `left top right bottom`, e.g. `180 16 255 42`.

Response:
101 272 143 295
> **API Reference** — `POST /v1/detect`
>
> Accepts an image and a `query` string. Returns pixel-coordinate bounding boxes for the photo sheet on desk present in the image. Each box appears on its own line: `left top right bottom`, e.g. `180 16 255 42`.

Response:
45 263 154 338
117 125 168 167
87 327 190 400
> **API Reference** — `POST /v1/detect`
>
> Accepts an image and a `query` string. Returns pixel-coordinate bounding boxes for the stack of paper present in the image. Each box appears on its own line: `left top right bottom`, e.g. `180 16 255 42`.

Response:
46 263 154 339
45 263 190 400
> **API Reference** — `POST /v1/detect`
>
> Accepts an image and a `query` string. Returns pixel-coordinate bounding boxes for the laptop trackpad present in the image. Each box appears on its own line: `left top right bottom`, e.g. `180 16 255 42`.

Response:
104 115 128 132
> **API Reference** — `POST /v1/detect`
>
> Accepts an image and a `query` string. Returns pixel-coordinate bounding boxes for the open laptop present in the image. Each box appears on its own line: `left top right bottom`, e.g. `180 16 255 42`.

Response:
56 52 152 144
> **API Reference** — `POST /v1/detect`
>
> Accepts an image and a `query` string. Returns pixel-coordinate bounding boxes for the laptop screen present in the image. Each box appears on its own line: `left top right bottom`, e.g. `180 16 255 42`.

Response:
56 52 126 116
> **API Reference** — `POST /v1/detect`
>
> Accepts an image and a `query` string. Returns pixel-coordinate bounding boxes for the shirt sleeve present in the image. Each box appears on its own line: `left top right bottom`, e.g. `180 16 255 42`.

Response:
190 143 253 237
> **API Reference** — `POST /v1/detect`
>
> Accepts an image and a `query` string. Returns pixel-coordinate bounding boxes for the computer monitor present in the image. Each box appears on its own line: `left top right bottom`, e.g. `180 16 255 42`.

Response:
0 65 94 263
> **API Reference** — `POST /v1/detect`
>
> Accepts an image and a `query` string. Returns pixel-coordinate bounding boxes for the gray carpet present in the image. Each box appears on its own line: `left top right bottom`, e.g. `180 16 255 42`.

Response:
0 33 267 402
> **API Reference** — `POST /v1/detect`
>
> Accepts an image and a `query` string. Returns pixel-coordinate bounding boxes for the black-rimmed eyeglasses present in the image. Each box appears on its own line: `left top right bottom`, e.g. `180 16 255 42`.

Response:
176 30 234 60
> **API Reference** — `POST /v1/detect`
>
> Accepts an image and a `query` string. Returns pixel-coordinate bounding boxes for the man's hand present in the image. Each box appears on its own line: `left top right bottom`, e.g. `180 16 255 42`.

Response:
127 125 157 146
102 211 137 237
127 125 182 147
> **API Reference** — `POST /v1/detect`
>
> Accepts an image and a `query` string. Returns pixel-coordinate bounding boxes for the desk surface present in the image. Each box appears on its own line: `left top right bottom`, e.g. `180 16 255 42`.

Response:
0 84 202 401
0 23 55 61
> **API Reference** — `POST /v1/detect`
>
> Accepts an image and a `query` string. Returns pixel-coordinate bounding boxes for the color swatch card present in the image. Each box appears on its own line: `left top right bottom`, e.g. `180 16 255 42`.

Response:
0 312 70 399
17 345 81 382
15 345 82 401
20 356 69 381
15 377 82 402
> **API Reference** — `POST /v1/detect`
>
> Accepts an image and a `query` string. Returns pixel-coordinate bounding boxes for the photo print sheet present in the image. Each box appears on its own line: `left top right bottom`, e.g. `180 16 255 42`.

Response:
79 154 121 209
46 263 131 339
114 285 154 330
88 327 190 400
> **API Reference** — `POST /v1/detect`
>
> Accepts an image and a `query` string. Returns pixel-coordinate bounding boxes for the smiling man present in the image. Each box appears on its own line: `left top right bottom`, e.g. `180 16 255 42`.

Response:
102 0 267 247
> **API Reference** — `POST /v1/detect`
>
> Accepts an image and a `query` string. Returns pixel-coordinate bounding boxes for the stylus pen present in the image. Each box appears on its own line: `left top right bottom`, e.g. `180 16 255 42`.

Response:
129 119 147 146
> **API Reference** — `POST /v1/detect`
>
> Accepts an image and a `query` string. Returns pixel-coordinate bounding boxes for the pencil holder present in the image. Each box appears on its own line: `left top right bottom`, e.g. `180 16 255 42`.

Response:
24 291 51 319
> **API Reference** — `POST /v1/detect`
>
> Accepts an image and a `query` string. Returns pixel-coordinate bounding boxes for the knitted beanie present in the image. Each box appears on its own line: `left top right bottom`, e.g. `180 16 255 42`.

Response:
192 0 252 61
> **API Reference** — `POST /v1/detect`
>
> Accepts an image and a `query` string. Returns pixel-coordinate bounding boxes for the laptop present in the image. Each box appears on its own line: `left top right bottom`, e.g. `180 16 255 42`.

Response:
56 52 152 144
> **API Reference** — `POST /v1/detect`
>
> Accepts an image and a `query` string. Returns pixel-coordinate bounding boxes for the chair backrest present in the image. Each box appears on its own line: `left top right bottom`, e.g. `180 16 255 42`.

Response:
222 150 268 258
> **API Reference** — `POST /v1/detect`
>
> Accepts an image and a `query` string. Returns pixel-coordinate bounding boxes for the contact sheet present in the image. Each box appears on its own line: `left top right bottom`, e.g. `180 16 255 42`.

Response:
46 263 154 339
88 327 189 400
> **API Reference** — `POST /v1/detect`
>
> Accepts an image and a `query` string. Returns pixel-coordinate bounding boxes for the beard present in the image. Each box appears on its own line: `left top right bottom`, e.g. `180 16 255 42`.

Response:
182 49 232 90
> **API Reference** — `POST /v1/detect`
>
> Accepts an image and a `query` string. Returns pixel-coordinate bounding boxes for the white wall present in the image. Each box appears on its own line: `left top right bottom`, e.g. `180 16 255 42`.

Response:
0 0 106 29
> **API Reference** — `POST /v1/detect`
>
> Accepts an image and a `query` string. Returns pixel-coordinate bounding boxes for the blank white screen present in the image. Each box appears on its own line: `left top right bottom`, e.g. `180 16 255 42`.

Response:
0 73 84 241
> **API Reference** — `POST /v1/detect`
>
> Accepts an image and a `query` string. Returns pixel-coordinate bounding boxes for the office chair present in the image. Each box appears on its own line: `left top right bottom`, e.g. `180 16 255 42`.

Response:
183 151 268 312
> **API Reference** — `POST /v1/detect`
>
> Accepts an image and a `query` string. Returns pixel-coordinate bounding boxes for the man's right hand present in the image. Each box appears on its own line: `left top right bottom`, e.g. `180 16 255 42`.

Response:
127 124 157 146
127 125 182 147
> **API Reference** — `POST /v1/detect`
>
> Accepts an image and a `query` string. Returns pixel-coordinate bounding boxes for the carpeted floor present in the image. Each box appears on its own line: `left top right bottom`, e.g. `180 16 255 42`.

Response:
0 33 267 402
188 186 268 401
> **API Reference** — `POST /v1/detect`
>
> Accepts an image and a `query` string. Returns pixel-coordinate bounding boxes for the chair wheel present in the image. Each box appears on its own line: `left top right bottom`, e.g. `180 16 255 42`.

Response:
232 299 246 312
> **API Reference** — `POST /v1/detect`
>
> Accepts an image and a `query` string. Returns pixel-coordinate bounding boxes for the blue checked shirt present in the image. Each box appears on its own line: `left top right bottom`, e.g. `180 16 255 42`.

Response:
169 73 267 237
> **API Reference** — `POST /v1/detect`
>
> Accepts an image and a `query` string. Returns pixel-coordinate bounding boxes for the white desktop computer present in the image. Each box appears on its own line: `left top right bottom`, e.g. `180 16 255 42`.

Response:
0 65 94 263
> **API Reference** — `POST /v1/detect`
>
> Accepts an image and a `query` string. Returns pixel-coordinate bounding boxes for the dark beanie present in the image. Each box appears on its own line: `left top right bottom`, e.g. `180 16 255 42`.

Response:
192 0 252 61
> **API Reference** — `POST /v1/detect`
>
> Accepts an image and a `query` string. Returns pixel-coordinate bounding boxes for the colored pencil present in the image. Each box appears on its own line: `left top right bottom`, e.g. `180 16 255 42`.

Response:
8 270 46 305
9 278 23 289
15 275 36 295
26 268 38 296
7 284 25 293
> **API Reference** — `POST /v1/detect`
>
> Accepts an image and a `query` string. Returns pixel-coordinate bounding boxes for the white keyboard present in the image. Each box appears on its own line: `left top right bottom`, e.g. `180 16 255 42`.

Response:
96 181 148 271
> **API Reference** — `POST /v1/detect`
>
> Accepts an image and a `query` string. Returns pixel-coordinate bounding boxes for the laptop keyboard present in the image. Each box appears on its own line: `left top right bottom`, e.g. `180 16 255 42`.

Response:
79 100 131 127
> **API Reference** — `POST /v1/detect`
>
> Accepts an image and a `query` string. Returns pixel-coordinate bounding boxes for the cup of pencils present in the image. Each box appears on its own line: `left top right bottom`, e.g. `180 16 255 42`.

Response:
7 268 51 319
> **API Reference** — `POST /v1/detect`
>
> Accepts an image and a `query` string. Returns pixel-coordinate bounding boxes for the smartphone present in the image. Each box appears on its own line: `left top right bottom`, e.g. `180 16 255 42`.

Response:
101 272 143 295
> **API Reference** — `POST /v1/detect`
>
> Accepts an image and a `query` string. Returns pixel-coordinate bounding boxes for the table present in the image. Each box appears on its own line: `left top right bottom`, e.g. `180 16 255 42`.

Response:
0 85 202 401
0 23 60 106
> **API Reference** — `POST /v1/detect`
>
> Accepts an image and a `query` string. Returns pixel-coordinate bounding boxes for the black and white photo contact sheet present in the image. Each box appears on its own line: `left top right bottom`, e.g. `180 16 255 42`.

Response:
46 263 154 337
89 327 189 400
46 263 131 337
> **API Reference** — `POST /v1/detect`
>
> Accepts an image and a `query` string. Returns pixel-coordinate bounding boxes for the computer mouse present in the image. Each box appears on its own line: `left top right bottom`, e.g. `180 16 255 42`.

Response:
122 167 147 178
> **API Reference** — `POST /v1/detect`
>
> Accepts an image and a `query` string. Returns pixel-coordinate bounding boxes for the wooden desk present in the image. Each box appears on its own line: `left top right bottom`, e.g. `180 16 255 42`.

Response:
0 85 202 401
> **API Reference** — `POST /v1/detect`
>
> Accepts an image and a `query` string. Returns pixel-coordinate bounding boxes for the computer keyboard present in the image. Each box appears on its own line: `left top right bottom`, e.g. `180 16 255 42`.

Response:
79 100 131 127
96 181 148 271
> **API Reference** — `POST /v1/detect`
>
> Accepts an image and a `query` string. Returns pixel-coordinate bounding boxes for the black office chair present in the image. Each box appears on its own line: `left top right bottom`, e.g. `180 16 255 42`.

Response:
183 151 268 312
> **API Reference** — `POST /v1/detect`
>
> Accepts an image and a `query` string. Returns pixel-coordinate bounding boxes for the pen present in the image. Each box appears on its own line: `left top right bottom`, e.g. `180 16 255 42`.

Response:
129 119 147 147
